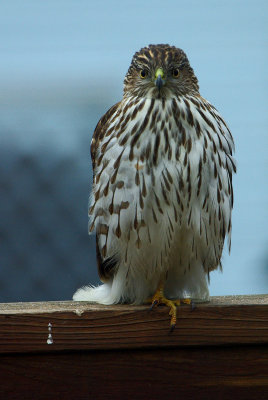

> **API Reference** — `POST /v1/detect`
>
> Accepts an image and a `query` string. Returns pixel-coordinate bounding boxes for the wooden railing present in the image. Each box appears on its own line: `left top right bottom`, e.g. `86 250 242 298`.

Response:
0 295 267 399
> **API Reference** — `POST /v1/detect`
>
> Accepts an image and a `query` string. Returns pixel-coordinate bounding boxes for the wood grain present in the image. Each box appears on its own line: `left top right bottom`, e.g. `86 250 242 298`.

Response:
0 295 267 354
0 346 267 400
0 295 267 399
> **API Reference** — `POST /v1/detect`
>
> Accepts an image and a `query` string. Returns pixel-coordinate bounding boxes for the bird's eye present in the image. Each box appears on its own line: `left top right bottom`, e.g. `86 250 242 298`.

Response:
140 69 148 79
172 69 179 78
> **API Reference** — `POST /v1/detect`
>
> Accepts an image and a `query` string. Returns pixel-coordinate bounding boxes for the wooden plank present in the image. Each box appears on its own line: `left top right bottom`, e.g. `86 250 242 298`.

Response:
0 346 267 400
0 295 267 354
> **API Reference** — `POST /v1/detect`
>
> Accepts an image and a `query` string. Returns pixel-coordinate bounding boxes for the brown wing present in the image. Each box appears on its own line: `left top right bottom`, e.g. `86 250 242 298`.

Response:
90 102 121 282
91 102 120 174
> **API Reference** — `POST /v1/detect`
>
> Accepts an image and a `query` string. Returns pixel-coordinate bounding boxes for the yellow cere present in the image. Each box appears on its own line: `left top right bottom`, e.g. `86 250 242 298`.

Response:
155 68 164 79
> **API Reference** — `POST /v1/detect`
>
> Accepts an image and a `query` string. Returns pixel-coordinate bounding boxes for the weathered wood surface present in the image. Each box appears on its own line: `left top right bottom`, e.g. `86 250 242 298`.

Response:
0 295 267 354
0 295 267 399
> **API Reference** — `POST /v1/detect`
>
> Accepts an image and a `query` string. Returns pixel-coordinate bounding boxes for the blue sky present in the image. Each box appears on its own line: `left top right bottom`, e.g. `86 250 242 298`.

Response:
1 0 267 93
1 0 267 296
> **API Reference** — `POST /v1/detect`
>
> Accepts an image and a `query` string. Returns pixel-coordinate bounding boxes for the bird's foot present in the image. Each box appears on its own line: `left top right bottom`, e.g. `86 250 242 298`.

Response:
149 287 193 331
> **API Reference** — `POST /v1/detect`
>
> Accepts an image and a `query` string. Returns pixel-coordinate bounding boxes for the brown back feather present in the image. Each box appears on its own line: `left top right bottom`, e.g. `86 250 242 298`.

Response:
91 102 120 173
90 102 121 281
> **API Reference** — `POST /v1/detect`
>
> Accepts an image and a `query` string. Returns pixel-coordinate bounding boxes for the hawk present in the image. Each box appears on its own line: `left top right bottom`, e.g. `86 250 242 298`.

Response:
73 44 236 329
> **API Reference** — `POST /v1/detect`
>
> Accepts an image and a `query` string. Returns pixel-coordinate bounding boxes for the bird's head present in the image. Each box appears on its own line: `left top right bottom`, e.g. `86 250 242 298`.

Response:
124 44 199 99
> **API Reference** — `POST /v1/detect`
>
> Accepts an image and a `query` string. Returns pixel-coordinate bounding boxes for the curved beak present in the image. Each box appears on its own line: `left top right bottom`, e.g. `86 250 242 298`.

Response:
155 68 165 90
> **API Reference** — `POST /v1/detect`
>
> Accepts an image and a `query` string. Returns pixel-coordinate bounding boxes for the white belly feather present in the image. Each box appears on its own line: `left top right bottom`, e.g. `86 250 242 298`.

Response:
73 96 235 304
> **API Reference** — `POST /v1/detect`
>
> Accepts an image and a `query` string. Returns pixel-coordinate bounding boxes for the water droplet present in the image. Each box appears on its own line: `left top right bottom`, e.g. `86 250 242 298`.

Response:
46 323 54 344
47 334 53 345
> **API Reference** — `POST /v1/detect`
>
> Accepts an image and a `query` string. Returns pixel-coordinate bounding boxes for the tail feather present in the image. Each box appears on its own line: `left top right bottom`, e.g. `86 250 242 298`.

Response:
73 283 118 305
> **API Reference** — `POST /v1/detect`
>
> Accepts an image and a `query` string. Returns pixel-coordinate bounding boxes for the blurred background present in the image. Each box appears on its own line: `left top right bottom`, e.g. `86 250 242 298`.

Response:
0 0 267 302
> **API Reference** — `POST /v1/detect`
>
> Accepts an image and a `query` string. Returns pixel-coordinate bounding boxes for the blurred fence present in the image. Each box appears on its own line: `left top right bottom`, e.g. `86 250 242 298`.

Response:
0 101 103 302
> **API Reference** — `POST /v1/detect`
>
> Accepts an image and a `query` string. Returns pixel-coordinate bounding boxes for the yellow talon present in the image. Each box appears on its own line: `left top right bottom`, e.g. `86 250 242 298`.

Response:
149 284 192 330
181 298 192 305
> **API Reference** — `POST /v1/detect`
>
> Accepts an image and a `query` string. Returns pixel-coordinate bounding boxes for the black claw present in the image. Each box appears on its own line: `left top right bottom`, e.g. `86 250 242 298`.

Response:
191 301 196 311
169 324 176 333
150 299 158 310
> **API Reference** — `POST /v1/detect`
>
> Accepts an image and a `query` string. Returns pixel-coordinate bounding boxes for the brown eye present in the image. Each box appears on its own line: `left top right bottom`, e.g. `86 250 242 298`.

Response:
172 69 179 78
140 69 148 78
